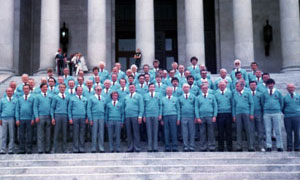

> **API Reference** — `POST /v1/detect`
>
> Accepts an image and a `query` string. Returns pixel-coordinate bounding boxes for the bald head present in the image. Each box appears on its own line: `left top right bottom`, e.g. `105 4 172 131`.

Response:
287 83 295 94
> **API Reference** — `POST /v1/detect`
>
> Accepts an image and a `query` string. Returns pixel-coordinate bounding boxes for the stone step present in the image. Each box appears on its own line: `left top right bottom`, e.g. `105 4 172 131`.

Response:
0 158 300 167
1 172 300 180
1 164 300 175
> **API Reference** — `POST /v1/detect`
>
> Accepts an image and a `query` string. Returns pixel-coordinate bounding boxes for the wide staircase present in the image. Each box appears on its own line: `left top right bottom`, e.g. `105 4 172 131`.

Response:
0 152 300 180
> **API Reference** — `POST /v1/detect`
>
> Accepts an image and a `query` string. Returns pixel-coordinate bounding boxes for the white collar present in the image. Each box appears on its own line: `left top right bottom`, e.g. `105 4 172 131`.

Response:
64 75 69 79
95 94 102 98
76 95 82 99
184 93 190 97
239 89 244 94
235 68 241 72
59 93 66 98
112 100 118 105
87 87 94 92
202 93 208 97
252 90 256 94
23 94 30 99
220 88 227 94
173 86 177 90
69 88 75 93
120 86 127 91
6 96 13 101
41 92 47 96
149 92 156 96
166 95 173 99
78 84 85 87
268 88 276 93
104 88 110 93
130 92 136 97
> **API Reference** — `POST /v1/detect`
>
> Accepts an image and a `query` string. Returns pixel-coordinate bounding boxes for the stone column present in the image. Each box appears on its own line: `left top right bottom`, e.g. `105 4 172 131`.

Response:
38 0 60 73
232 0 254 69
185 0 205 65
136 0 155 67
88 0 106 69
0 0 14 73
280 0 300 72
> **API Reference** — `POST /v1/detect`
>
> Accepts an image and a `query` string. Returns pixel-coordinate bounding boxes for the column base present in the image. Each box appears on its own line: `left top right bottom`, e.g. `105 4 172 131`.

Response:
281 66 300 73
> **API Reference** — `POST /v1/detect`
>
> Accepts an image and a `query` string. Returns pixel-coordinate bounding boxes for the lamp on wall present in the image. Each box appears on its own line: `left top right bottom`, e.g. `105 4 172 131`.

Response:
60 22 69 53
263 20 272 56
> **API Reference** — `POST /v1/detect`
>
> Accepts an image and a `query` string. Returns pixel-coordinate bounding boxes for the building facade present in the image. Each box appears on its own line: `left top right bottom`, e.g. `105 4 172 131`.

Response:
1 0 300 75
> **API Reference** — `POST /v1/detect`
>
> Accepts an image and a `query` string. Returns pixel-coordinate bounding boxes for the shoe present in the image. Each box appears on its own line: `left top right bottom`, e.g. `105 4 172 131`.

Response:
172 149 178 152
248 149 255 152
236 149 243 152
165 149 171 152
294 149 300 152
199 149 207 152
277 148 283 152
189 149 195 152
0 152 5 155
126 150 133 153
38 152 43 154
110 150 114 153
18 151 25 154
8 152 14 155
99 151 105 153
147 150 153 152
153 150 158 152
209 149 215 152
266 148 272 152
27 152 32 154
135 150 140 153
287 148 292 152
183 148 189 152
91 151 97 153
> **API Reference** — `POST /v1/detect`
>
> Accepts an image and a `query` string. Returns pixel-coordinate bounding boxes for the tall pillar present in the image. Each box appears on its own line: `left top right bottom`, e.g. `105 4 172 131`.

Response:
185 0 205 65
280 0 300 72
0 0 14 73
38 0 60 73
136 0 155 68
88 0 106 69
232 0 254 69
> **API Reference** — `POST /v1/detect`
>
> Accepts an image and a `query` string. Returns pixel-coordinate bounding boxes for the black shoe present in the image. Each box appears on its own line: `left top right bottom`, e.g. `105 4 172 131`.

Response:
126 150 133 153
248 149 255 152
236 149 243 152
45 151 51 154
99 151 105 153
0 152 5 155
153 150 158 152
189 149 195 152
110 150 114 153
38 152 43 154
135 150 140 153
266 148 272 152
18 151 25 154
209 149 215 152
165 149 171 152
199 149 207 152
183 148 189 152
91 151 97 153
116 150 120 153
27 152 32 154
172 149 178 152
8 152 14 155
277 148 283 152
147 150 153 152
294 149 300 152
218 149 224 152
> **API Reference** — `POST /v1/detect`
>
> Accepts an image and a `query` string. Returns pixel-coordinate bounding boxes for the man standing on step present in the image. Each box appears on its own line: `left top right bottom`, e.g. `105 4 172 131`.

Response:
0 88 17 154
161 87 180 152
232 81 255 152
249 81 265 152
68 86 88 153
261 79 283 152
33 83 53 154
51 83 70 153
283 84 300 151
215 80 233 152
87 86 107 153
179 84 196 152
195 84 218 152
124 83 144 152
143 83 162 152
15 84 35 154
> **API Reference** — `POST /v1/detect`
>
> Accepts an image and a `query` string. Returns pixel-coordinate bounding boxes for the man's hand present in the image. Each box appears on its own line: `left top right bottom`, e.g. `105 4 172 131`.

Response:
31 120 34 126
250 115 254 121
16 120 20 127
143 117 146 123
212 117 216 123
52 119 56 126
160 120 164 126
233 117 236 122
85 118 89 124
197 118 202 124
35 118 40 123
90 120 93 126
138 117 142 124
158 116 162 121
176 120 180 126
0 120 2 126
69 119 73 125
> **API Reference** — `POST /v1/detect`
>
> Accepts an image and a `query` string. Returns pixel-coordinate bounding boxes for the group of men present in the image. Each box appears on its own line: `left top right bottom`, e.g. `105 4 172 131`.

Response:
0 57 299 154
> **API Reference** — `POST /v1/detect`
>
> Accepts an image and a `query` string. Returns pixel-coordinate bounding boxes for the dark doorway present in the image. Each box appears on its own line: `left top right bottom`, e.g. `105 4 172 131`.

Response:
204 0 217 73
154 0 178 70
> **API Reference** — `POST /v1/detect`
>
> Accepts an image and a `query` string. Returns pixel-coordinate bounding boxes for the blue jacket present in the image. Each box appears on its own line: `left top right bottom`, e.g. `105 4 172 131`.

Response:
87 95 107 121
105 101 124 122
283 93 300 117
161 96 180 120
195 93 218 118
33 93 53 118
179 93 196 118
143 92 162 118
98 69 109 83
68 95 87 120
50 93 70 118
124 92 144 118
232 90 254 116
16 94 35 120
261 89 283 114
0 97 17 119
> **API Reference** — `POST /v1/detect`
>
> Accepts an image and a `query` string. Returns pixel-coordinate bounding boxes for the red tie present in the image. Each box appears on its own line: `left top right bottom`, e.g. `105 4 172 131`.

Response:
71 89 73 94
141 84 143 88
98 95 101 100
25 95 28 101
79 96 81 100
252 91 255 96
122 88 124 91
270 90 273 96
168 96 171 99
204 94 206 98
151 92 154 98
291 93 294 99
113 101 116 106
186 94 188 99
9 97 11 102
44 93 47 97
62 94 65 99
222 91 224 95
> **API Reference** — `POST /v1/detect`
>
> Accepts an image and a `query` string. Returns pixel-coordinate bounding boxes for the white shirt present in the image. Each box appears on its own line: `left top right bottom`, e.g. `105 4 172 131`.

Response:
23 94 30 100
112 100 118 105
149 92 156 97
219 88 227 94
59 93 66 99
184 93 190 99
95 94 102 99
166 95 173 99
130 92 136 97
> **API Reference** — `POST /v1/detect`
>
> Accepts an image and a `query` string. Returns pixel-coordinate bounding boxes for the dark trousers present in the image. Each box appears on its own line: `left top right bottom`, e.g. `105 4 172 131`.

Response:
19 120 33 153
73 118 86 153
53 114 68 153
163 115 178 151
284 116 300 150
217 113 233 151
57 60 64 76
37 116 51 153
